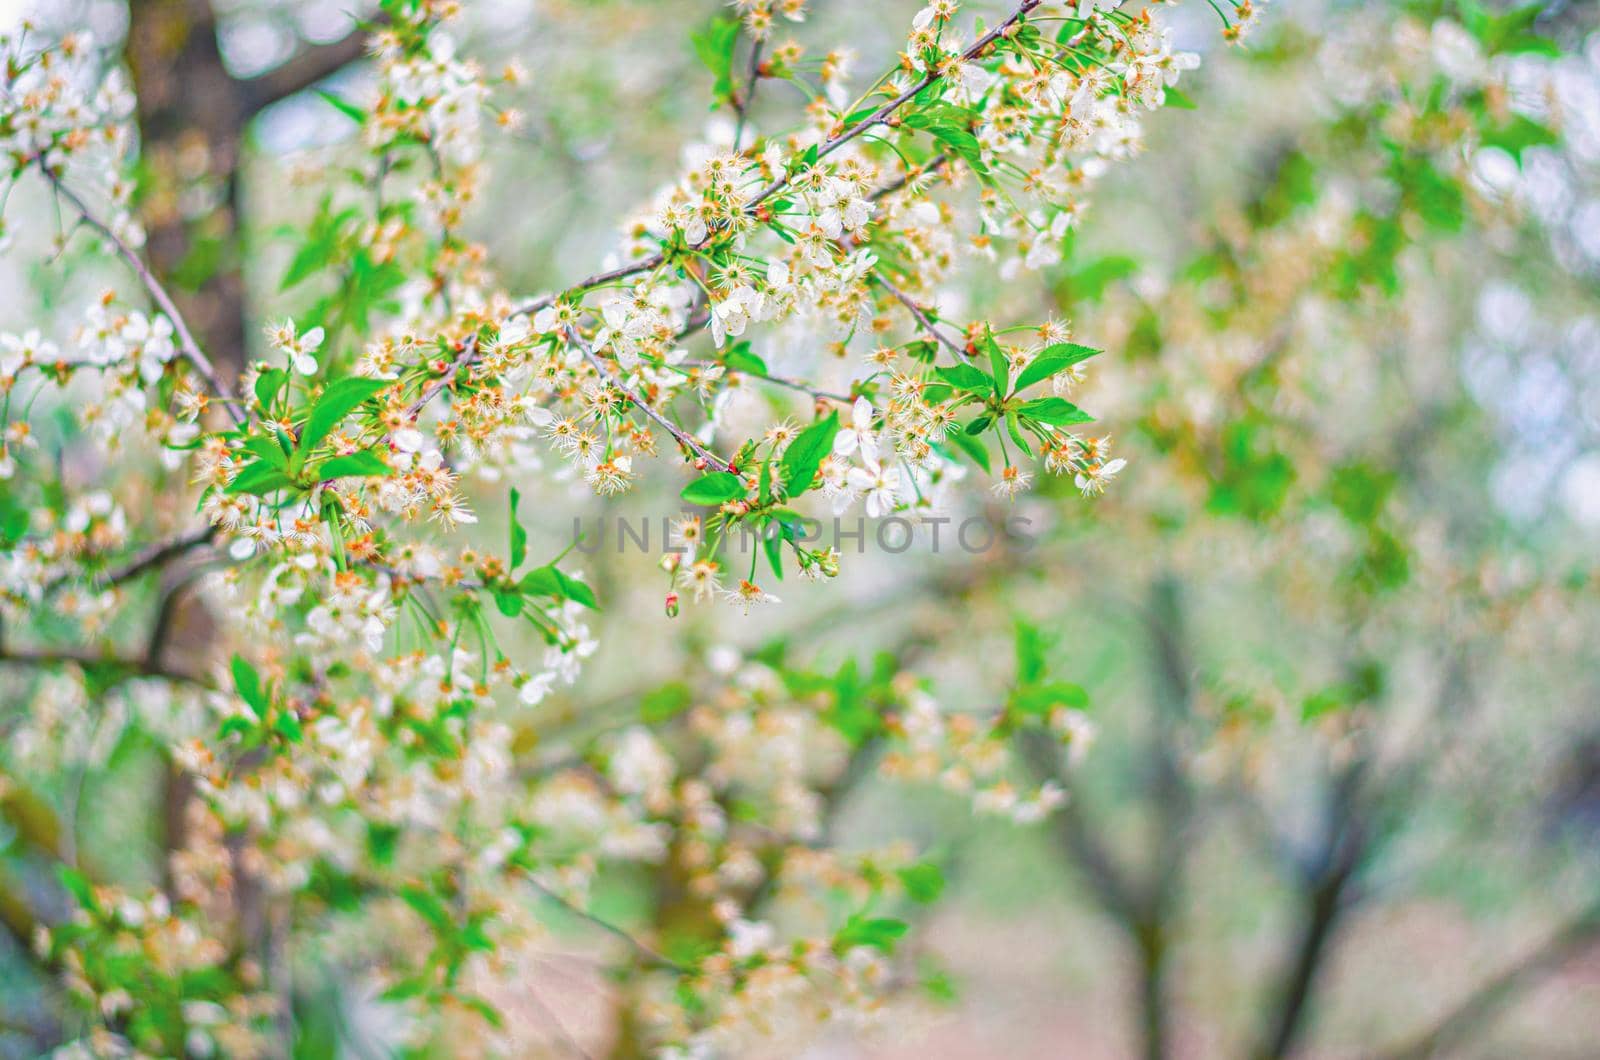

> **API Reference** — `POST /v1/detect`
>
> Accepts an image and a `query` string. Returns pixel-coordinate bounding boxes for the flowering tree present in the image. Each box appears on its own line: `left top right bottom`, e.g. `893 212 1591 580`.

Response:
0 0 1221 1054
2 0 1593 1056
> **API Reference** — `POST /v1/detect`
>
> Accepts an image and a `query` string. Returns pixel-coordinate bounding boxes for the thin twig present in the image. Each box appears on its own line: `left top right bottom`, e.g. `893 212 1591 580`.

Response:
571 332 733 473
732 37 765 152
743 0 1040 212
677 359 854 405
0 647 212 689
405 333 482 419
875 275 969 358
40 165 246 426
526 878 687 974
509 2 1038 321
1377 894 1600 1060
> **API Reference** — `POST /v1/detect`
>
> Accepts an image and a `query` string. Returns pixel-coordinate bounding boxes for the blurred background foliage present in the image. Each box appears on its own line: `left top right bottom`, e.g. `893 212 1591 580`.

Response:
3 0 1600 1056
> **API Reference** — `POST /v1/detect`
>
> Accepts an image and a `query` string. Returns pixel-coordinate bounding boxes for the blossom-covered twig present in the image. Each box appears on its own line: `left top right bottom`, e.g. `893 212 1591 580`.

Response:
510 1 1040 322
572 331 734 473
875 276 969 359
39 166 246 426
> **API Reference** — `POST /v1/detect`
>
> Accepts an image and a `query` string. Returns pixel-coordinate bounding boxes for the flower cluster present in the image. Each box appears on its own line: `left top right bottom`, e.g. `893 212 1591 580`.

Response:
0 1 1248 1054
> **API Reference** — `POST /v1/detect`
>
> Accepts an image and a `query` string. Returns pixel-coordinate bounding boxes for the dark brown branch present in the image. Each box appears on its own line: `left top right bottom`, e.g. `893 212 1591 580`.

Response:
1377 895 1600 1060
102 525 216 589
0 646 211 690
242 28 371 115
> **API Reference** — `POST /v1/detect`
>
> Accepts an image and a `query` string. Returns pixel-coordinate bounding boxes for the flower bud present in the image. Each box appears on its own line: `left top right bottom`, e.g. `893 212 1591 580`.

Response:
664 592 680 619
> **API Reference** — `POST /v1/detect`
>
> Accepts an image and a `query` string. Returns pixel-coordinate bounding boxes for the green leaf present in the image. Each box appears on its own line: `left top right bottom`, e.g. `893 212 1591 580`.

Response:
681 471 747 506
509 488 528 571
254 368 289 411
902 104 989 174
519 566 598 609
280 238 328 292
641 682 693 723
273 708 304 744
763 533 784 580
964 413 993 436
240 434 290 471
315 450 389 480
1164 87 1197 109
690 15 740 101
316 89 367 124
1480 114 1556 165
231 654 268 715
835 914 909 954
1012 681 1090 716
779 411 840 496
57 866 97 913
293 377 391 471
934 363 993 393
400 886 454 933
948 431 991 472
897 863 946 904
1011 343 1100 394
980 329 1009 395
225 461 296 497
1005 411 1032 455
493 588 524 619
1019 397 1093 426
722 340 768 376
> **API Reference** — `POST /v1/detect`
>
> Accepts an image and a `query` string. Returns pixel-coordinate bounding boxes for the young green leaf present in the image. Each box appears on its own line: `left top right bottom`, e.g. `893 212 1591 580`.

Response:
681 471 747 506
947 431 991 472
315 450 389 480
934 363 992 394
225 461 296 496
493 588 524 619
690 15 740 101
241 434 290 471
1005 411 1033 455
779 411 840 496
519 565 598 609
834 914 909 954
231 654 268 716
254 368 289 411
1011 343 1100 394
980 329 1010 395
293 377 390 471
1019 397 1094 426
897 862 946 903
509 487 527 571
317 90 367 124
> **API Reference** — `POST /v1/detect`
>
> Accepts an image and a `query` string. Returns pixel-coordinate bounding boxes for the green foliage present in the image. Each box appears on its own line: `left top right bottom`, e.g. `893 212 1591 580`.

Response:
690 15 740 104
779 411 840 496
833 913 909 954
293 377 391 471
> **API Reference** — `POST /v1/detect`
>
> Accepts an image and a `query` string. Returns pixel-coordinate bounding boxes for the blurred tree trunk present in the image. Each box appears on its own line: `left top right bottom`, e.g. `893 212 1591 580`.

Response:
125 0 251 376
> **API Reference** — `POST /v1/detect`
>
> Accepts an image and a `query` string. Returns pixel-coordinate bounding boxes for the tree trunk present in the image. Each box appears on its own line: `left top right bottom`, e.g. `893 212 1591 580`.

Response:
125 0 251 377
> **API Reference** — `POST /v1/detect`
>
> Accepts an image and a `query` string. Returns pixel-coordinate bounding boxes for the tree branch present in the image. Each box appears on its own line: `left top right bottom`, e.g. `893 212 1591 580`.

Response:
509 1 1039 322
1377 895 1600 1060
572 332 733 473
875 275 970 359
40 166 245 426
241 28 371 115
526 878 687 974
0 646 211 689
